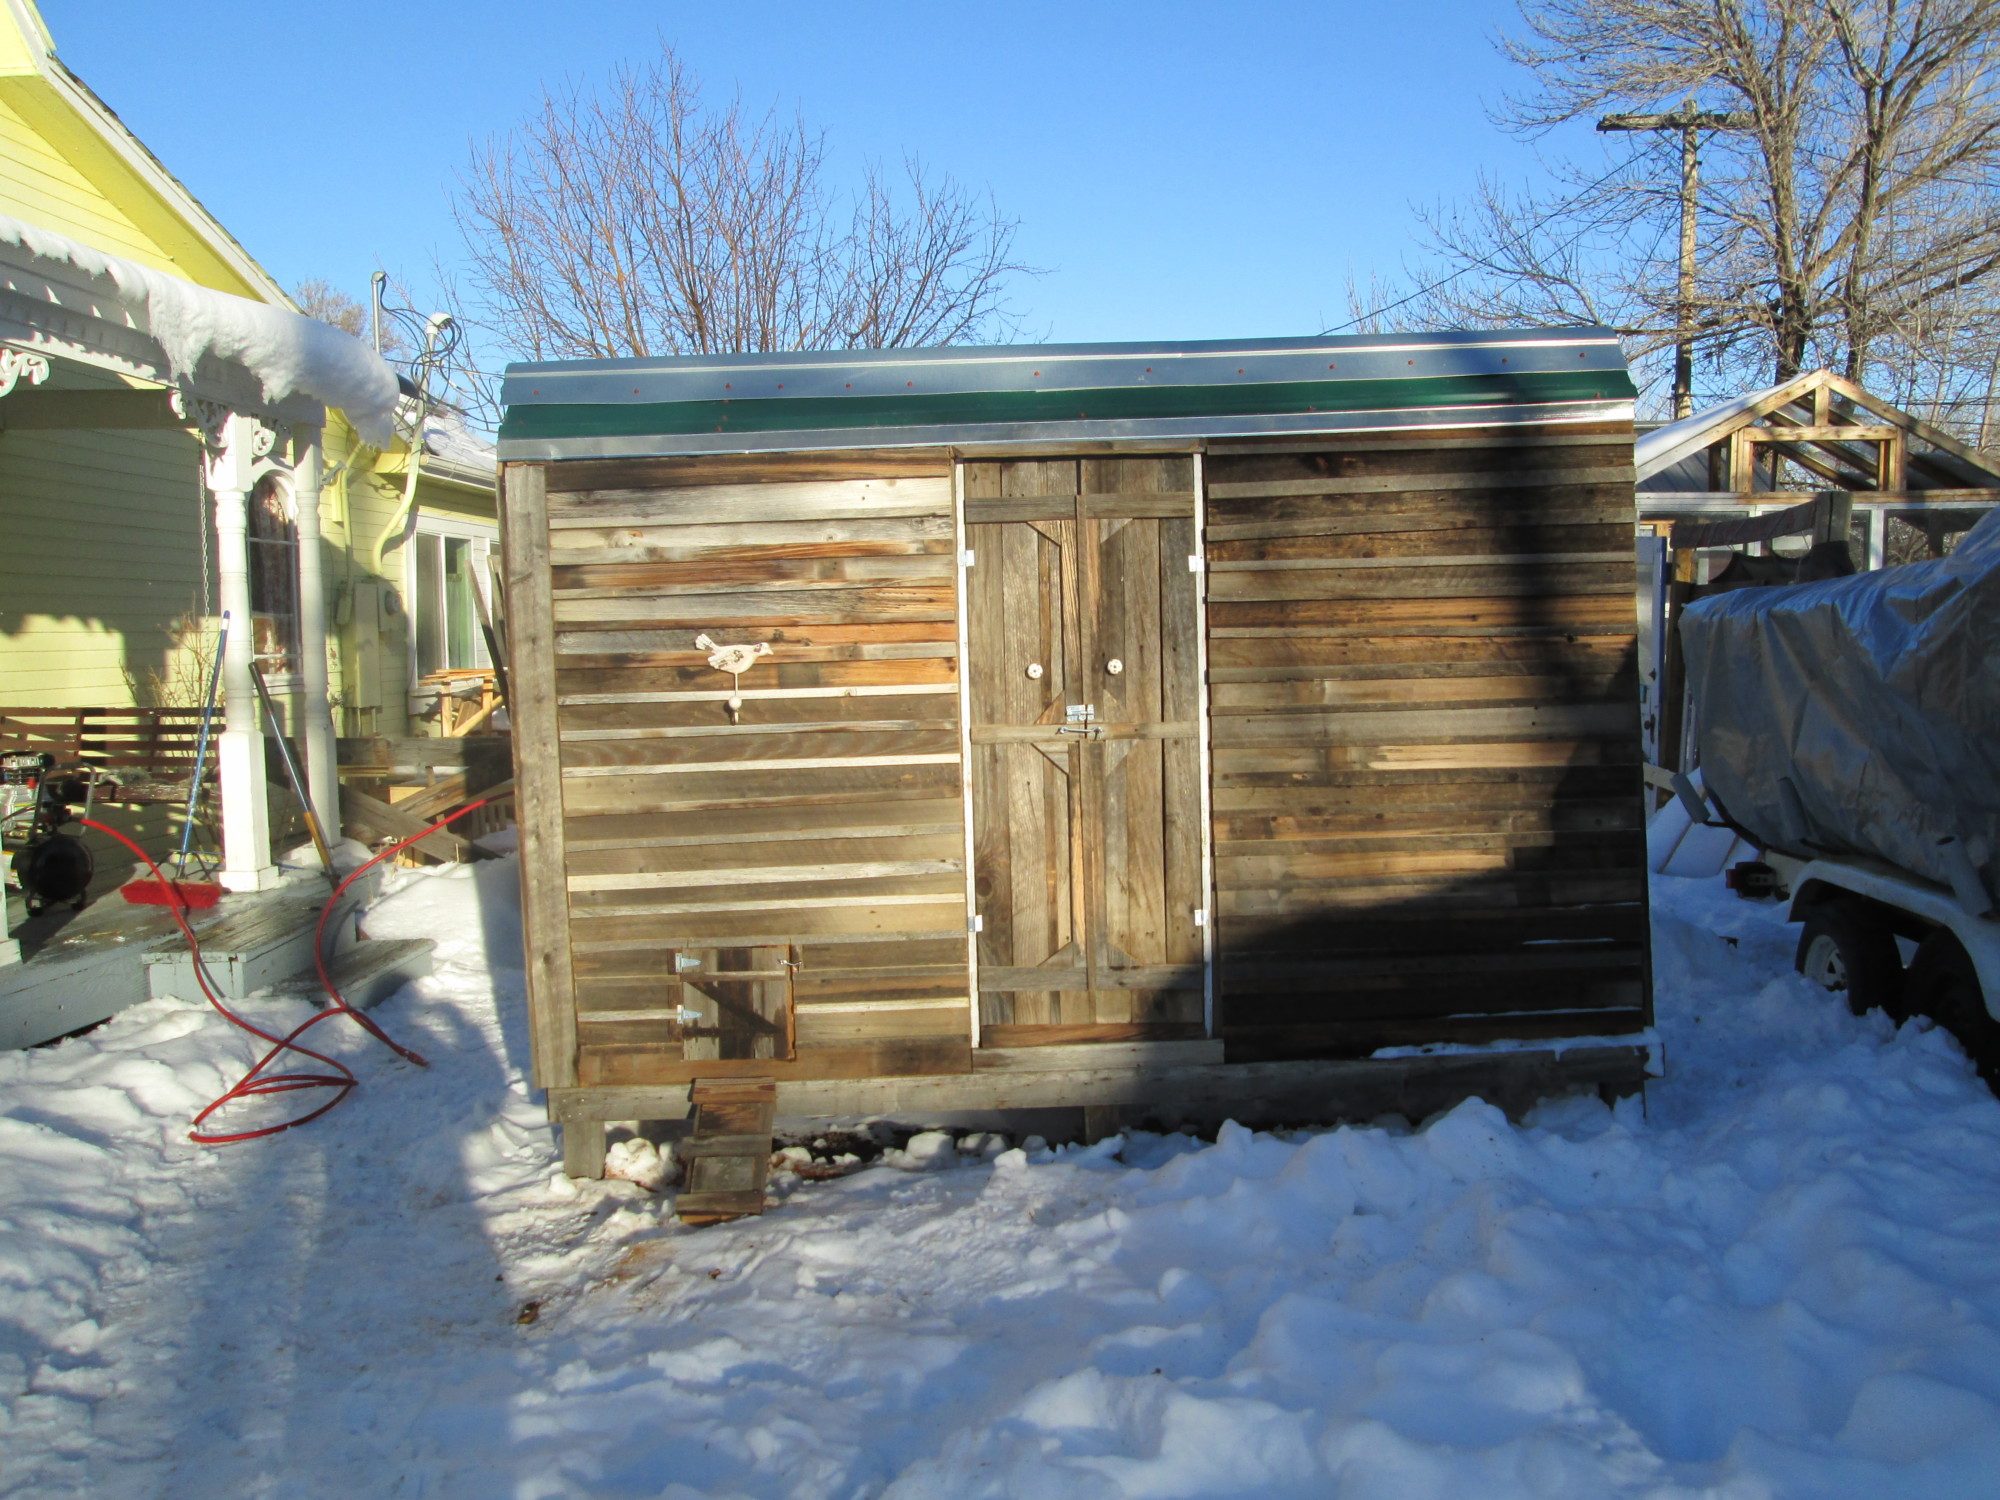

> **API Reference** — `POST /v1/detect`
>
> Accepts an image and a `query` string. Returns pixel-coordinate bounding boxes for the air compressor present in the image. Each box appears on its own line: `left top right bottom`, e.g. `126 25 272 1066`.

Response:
2 752 96 914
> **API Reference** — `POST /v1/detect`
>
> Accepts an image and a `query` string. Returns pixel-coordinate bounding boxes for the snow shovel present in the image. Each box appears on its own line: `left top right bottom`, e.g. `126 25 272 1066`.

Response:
121 611 228 910
249 660 337 886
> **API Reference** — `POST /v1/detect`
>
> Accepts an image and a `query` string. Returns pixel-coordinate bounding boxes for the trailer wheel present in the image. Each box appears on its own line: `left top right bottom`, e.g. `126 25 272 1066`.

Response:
1904 933 1995 1084
1795 900 1902 1017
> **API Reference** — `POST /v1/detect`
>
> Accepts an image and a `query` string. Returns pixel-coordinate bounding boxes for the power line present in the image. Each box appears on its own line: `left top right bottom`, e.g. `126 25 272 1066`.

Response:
1323 154 1655 336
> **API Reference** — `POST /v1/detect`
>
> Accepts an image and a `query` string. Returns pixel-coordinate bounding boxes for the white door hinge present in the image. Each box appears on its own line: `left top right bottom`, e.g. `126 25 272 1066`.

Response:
1193 907 1208 928
961 548 976 569
1187 554 1204 573
969 913 984 934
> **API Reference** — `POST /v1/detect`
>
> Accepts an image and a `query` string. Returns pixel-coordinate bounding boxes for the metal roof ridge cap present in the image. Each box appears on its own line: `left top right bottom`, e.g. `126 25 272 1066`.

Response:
495 396 1638 460
501 326 1626 382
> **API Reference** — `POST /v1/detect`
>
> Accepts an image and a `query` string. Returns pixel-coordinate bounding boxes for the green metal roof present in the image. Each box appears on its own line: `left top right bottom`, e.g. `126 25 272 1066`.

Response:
497 328 1636 461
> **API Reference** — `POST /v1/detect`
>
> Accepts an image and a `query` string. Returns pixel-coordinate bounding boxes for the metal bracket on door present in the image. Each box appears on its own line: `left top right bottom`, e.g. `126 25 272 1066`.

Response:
1058 703 1102 738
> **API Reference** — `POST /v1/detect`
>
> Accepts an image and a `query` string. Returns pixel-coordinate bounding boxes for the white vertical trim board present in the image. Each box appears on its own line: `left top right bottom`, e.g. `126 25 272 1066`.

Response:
1192 450 1217 1039
952 461 982 1049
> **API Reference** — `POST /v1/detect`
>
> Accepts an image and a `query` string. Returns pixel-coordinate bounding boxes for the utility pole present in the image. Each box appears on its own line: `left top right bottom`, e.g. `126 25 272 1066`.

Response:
1598 99 1754 418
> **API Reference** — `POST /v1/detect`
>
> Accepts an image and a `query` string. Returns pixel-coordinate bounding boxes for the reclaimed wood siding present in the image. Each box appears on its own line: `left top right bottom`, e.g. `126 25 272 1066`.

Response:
534 453 971 1087
1203 425 1651 1058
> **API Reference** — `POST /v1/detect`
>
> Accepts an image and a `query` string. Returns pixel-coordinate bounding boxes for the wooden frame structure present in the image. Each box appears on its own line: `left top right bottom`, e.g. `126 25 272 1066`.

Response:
1637 369 2000 568
495 331 1656 1172
1635 370 2000 770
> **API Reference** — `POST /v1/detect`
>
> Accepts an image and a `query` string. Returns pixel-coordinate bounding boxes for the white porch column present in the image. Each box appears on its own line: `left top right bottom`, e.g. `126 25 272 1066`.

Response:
0 348 46 962
206 410 279 891
291 429 341 839
0 871 18 966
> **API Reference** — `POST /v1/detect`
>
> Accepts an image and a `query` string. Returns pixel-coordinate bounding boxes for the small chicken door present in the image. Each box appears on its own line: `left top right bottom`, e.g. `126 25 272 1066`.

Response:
962 457 1206 1042
677 946 795 1062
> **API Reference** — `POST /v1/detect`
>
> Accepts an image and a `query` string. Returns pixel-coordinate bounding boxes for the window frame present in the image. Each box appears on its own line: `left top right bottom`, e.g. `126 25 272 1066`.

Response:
402 513 497 696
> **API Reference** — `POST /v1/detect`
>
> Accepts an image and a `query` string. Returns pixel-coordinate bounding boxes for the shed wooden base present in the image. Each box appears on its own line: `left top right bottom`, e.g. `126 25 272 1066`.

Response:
549 1041 1652 1178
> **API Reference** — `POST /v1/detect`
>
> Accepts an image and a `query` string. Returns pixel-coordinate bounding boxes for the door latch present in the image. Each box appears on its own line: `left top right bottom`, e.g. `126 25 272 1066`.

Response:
1058 703 1102 737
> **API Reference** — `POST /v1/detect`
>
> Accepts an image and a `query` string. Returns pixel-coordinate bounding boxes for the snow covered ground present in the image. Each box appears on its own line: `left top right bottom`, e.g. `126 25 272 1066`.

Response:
5 862 2000 1498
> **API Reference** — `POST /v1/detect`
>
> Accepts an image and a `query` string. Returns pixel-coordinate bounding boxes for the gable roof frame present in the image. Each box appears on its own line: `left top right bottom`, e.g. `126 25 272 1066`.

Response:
1636 367 2000 494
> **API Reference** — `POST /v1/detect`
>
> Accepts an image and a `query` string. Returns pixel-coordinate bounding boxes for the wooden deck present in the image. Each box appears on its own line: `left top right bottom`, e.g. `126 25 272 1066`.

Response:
1 867 415 1050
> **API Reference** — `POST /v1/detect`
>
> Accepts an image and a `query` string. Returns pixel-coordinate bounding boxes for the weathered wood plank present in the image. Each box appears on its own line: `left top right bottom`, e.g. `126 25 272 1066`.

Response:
554 658 959 690
1209 671 1634 712
1204 464 1633 500
542 451 950 495
553 581 957 626
1208 522 1636 562
972 1038 1223 1071
548 512 953 562
500 463 581 1090
1206 632 1633 674
559 728 960 774
568 859 963 894
546 475 952 527
1206 562 1636 602
576 1037 973 1086
547 1042 1649 1125
551 552 954 594
563 799 962 850
560 760 964 817
1208 595 1634 634
1203 492 1632 541
1210 702 1636 746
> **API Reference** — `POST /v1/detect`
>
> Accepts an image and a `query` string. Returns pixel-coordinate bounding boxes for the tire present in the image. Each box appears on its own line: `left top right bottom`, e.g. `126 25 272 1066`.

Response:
1794 899 1903 1017
1903 933 1997 1084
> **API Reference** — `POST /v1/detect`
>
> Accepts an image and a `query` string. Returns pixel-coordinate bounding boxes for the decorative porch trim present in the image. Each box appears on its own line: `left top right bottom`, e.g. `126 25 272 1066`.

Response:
0 345 49 398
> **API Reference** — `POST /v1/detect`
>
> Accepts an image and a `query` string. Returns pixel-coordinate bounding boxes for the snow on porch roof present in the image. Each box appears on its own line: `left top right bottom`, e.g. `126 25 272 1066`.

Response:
495 327 1637 461
0 211 399 443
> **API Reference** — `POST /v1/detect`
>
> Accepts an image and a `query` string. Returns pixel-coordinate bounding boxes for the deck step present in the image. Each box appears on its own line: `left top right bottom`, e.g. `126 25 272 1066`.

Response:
675 1078 776 1226
267 938 434 1011
140 870 381 1002
143 896 338 1001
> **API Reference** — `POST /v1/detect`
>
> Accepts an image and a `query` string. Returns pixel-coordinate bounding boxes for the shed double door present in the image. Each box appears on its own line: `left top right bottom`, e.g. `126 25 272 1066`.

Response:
963 457 1207 1040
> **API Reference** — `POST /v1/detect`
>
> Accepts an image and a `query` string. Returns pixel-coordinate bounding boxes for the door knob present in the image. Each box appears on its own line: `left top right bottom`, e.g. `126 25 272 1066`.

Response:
1026 662 1044 680
1105 658 1124 676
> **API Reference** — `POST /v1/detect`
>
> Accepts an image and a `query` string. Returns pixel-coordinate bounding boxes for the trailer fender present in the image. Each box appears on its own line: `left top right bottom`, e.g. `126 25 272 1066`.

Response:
1786 857 2000 1020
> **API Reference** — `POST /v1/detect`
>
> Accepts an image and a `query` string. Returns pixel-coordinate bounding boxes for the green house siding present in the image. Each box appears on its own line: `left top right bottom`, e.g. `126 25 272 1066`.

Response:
0 418 205 704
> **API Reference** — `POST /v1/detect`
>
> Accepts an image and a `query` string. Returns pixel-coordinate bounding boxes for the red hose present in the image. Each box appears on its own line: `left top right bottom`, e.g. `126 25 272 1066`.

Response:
80 800 490 1145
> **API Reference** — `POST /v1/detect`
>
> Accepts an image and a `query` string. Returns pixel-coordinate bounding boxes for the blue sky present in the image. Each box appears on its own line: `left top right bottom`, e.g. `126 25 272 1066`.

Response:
42 1 1606 346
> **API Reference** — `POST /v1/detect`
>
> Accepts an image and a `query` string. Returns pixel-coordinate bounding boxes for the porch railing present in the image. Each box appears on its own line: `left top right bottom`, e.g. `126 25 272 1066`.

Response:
0 707 214 802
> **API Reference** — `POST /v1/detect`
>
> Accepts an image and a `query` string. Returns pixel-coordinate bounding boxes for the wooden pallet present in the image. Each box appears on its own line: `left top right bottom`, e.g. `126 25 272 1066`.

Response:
674 1078 776 1226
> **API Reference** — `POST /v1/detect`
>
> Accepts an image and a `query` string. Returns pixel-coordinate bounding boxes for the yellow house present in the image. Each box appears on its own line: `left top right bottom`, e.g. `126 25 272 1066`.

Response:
0 0 497 941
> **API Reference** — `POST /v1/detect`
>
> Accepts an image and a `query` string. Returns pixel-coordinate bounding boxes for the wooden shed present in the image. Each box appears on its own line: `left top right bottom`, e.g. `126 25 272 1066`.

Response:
494 329 1654 1178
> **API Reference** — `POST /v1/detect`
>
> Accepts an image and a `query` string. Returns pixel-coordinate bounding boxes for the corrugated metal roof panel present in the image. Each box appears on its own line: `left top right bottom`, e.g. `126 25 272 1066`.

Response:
497 327 1636 460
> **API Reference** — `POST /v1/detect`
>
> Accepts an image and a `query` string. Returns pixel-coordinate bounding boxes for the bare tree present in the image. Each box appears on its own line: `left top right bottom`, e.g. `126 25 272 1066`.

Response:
293 278 369 338
293 278 412 359
449 47 1030 369
1369 0 2000 426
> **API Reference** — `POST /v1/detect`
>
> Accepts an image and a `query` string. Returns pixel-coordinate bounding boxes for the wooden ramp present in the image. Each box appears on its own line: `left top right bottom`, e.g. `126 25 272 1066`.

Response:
674 1079 776 1226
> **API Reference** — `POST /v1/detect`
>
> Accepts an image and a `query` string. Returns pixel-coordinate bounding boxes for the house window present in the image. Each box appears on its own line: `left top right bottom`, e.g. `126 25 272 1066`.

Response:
247 473 298 678
408 524 493 682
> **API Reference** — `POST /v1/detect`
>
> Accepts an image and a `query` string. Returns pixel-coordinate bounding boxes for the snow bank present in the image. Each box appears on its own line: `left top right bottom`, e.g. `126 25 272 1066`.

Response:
4 863 2000 1496
0 211 399 444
